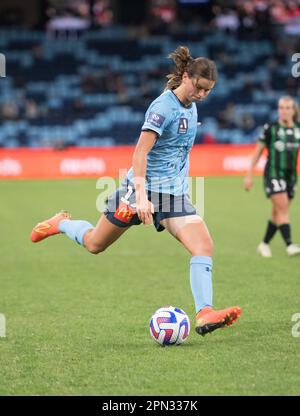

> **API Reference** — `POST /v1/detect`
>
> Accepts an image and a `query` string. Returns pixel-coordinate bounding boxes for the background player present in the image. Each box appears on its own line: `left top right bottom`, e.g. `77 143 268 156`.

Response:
244 96 300 257
31 46 242 336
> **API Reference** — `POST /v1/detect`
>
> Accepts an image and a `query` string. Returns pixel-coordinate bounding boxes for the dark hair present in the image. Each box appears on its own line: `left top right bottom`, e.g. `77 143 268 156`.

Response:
164 45 217 91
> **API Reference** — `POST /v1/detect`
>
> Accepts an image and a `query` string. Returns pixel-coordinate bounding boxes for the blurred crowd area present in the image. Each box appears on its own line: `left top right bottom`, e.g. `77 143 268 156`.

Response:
0 0 299 148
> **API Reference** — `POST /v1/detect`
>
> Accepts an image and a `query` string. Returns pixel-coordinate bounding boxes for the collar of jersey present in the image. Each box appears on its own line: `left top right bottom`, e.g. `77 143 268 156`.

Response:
278 121 295 129
169 90 192 109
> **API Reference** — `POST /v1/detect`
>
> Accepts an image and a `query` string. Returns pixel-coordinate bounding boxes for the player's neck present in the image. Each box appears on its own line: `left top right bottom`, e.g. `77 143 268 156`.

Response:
279 119 294 128
172 87 192 107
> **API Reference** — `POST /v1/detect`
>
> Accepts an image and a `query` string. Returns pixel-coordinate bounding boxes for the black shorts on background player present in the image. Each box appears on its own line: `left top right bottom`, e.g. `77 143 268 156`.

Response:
264 170 297 199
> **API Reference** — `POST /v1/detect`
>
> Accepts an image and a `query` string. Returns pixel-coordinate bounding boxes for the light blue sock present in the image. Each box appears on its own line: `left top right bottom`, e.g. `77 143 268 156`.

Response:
59 219 94 246
190 256 213 313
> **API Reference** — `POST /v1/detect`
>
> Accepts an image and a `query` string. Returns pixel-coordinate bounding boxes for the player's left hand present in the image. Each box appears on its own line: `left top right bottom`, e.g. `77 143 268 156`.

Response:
136 194 154 225
244 175 253 191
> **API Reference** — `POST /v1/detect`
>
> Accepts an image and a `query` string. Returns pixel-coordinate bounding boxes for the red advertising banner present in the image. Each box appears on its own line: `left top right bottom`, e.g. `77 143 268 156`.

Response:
0 145 298 180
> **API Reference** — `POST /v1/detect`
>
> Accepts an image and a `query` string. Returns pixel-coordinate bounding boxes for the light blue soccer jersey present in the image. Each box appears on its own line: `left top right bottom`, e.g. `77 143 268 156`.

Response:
126 90 198 195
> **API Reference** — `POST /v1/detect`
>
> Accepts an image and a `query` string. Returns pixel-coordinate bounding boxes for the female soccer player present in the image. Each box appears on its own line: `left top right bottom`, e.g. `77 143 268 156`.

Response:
244 96 300 257
31 46 241 335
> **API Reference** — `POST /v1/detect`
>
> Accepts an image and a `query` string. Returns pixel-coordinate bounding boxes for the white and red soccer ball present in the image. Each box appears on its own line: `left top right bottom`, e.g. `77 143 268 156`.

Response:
149 306 190 346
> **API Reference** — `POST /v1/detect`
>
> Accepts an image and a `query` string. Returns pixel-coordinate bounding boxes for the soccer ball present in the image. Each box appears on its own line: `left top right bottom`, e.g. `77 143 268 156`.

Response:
149 306 190 346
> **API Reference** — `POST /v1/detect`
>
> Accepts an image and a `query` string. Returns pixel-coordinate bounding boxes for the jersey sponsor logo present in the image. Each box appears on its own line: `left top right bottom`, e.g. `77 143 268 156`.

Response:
295 128 300 140
274 141 299 152
274 140 285 152
114 202 136 223
178 118 188 134
146 112 165 128
286 142 300 150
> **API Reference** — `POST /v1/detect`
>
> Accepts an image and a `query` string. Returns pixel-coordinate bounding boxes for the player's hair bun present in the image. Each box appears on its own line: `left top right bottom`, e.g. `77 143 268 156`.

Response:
168 45 194 74
164 45 217 91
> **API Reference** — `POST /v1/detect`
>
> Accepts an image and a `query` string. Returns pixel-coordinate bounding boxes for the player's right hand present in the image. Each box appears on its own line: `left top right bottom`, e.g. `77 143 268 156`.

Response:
136 194 154 225
243 175 253 191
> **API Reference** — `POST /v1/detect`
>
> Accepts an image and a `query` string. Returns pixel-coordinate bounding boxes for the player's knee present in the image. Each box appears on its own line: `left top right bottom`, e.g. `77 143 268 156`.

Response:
191 236 213 257
86 242 107 255
83 231 107 254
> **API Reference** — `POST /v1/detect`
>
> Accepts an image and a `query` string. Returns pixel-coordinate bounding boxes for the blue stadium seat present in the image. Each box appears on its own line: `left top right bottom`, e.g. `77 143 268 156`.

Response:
0 26 297 148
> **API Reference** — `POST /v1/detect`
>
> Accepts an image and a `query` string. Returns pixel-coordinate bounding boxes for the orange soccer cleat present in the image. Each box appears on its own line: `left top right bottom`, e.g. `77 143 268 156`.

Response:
195 305 242 336
30 210 71 243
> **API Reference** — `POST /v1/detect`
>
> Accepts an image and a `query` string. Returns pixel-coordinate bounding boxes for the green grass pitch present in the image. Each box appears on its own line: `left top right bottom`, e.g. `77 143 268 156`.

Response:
1 176 300 396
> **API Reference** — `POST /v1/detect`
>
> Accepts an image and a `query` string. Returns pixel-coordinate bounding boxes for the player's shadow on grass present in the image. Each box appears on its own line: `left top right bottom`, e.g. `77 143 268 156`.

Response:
145 340 210 349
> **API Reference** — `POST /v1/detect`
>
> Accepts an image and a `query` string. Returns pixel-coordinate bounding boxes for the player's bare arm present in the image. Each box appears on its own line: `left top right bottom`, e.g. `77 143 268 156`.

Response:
244 142 265 191
132 130 156 225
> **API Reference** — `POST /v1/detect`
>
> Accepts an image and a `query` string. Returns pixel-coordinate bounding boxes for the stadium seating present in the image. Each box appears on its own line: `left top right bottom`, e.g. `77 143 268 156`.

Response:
0 24 298 147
